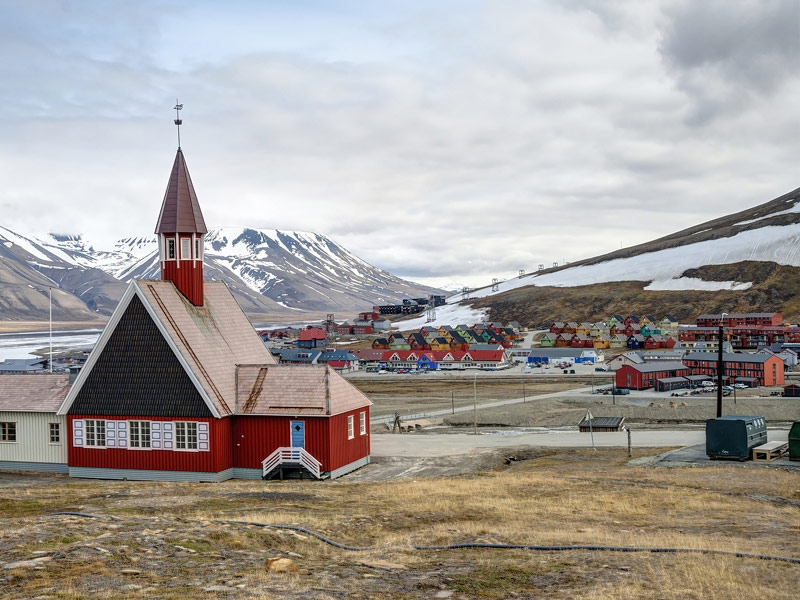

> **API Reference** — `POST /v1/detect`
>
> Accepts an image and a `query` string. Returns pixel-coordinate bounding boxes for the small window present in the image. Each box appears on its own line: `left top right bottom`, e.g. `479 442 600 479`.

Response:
129 421 151 449
359 412 366 435
195 238 202 260
85 420 106 447
347 415 354 439
49 422 60 444
181 238 191 260
176 422 198 450
167 238 176 260
1 422 16 442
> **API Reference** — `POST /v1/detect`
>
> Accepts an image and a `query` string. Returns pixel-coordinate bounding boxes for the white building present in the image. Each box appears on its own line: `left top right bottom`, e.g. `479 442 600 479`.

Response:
0 374 71 473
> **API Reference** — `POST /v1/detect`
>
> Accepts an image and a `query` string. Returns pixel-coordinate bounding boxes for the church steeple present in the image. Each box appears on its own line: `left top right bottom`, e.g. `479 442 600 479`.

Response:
155 147 207 306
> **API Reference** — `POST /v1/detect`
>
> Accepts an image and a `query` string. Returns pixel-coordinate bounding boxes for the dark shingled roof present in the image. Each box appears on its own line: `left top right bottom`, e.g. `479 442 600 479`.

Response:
578 416 625 428
155 148 208 234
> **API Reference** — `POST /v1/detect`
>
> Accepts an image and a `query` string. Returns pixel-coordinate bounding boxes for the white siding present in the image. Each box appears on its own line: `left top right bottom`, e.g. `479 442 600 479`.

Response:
0 412 67 465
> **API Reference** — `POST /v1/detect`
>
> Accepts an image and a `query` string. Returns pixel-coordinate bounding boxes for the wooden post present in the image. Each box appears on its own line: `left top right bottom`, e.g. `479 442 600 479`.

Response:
523 382 526 403
451 391 454 414
627 427 632 458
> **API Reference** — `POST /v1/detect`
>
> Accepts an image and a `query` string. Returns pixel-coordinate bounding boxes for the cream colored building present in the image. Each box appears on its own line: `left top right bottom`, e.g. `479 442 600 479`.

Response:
0 374 70 473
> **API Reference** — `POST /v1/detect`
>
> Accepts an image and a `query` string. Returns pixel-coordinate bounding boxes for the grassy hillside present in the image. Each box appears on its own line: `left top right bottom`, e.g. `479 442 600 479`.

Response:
1 450 797 599
470 261 800 327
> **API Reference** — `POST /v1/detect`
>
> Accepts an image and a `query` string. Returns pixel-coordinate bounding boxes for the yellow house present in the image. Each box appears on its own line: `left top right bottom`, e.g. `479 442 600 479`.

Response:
437 326 454 341
593 334 611 349
430 337 451 351
576 322 593 335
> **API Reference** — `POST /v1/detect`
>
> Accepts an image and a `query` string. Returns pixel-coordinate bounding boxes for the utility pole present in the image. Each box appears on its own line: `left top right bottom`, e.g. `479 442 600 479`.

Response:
451 390 454 414
49 287 53 373
522 382 526 403
717 313 726 418
473 372 478 435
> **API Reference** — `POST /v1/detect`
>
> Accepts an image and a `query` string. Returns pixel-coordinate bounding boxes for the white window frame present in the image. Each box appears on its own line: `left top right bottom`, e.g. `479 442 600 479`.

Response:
49 422 61 444
195 237 202 261
85 419 106 448
0 421 17 443
180 237 192 260
166 238 176 260
347 415 354 440
129 420 152 450
359 411 366 435
175 421 199 451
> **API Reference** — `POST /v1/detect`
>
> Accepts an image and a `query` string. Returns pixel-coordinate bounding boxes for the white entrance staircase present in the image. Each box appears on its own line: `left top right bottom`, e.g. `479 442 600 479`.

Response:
261 447 322 480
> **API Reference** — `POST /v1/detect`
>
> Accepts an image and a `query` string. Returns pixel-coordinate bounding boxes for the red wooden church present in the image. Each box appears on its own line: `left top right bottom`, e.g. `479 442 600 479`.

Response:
58 144 371 481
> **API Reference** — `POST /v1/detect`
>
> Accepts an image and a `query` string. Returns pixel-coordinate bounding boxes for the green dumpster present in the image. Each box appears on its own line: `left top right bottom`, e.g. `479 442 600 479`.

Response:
789 421 800 461
706 416 767 461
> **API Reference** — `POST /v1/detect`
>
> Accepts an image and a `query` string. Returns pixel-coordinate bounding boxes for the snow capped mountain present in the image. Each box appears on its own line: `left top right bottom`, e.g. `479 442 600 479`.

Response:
453 186 800 304
0 225 442 321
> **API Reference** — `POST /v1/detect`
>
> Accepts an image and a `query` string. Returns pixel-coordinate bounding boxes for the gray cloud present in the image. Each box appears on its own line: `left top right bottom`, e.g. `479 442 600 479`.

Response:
0 1 798 290
659 0 800 124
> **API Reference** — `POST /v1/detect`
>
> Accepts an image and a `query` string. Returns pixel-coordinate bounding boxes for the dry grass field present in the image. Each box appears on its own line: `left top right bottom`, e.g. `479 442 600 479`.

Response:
1 449 798 599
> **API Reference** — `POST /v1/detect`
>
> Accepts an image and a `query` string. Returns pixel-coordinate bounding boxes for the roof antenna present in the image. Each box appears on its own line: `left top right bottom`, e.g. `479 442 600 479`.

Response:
173 100 183 148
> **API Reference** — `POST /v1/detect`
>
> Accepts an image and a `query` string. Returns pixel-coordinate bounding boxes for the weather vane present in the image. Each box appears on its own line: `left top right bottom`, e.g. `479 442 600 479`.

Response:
174 100 183 148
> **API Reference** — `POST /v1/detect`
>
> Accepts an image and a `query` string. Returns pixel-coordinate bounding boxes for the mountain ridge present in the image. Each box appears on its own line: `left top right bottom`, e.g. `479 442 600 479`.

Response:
443 186 800 326
0 225 442 322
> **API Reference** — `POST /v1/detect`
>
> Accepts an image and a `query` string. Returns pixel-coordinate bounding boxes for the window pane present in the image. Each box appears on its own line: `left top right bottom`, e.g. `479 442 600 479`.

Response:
181 238 191 259
50 423 60 443
167 239 176 259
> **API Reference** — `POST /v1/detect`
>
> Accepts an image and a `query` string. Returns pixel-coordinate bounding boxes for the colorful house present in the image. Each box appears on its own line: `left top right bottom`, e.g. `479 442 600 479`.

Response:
593 334 611 349
615 362 688 390
298 328 328 349
540 332 558 347
56 145 371 481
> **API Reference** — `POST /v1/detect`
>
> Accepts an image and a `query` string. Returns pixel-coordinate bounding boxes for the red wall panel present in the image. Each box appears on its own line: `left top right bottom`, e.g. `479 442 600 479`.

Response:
161 236 204 306
233 416 330 470
327 408 370 472
68 416 232 474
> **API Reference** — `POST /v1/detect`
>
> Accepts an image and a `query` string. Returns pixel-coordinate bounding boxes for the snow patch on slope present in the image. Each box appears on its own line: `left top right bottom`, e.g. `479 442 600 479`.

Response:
644 278 753 291
460 224 800 300
399 302 488 329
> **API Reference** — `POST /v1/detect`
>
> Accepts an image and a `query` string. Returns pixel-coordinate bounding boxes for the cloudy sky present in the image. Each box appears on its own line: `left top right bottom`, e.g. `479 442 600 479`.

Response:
1 1 799 289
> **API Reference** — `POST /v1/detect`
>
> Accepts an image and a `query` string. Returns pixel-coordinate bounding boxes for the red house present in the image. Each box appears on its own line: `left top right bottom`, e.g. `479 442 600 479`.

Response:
298 327 328 348
57 144 371 482
615 362 688 390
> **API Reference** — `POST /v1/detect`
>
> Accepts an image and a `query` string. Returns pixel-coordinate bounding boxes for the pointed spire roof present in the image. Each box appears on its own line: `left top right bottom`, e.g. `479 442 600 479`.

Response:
155 148 208 234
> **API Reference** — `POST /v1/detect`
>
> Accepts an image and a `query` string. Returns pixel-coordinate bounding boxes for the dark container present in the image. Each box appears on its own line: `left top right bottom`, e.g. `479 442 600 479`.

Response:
789 421 800 461
706 416 767 461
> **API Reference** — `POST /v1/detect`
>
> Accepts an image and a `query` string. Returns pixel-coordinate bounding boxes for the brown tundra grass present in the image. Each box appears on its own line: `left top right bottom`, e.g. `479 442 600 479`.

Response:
0 449 798 599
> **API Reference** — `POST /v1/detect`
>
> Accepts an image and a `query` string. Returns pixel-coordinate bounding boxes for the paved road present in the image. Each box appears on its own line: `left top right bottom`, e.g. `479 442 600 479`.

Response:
370 429 709 457
371 386 588 425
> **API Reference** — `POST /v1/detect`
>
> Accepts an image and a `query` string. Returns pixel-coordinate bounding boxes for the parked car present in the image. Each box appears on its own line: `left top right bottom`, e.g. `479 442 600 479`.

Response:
701 381 715 387
722 386 733 391
733 383 747 389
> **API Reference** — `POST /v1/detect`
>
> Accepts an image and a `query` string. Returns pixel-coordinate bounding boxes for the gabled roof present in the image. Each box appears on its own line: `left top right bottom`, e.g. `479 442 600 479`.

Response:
450 332 467 344
237 365 371 416
317 350 358 362
272 349 321 363
298 328 328 341
155 148 207 234
624 361 685 373
408 332 427 345
0 358 47 372
60 279 274 418
350 349 385 361
0 374 71 412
